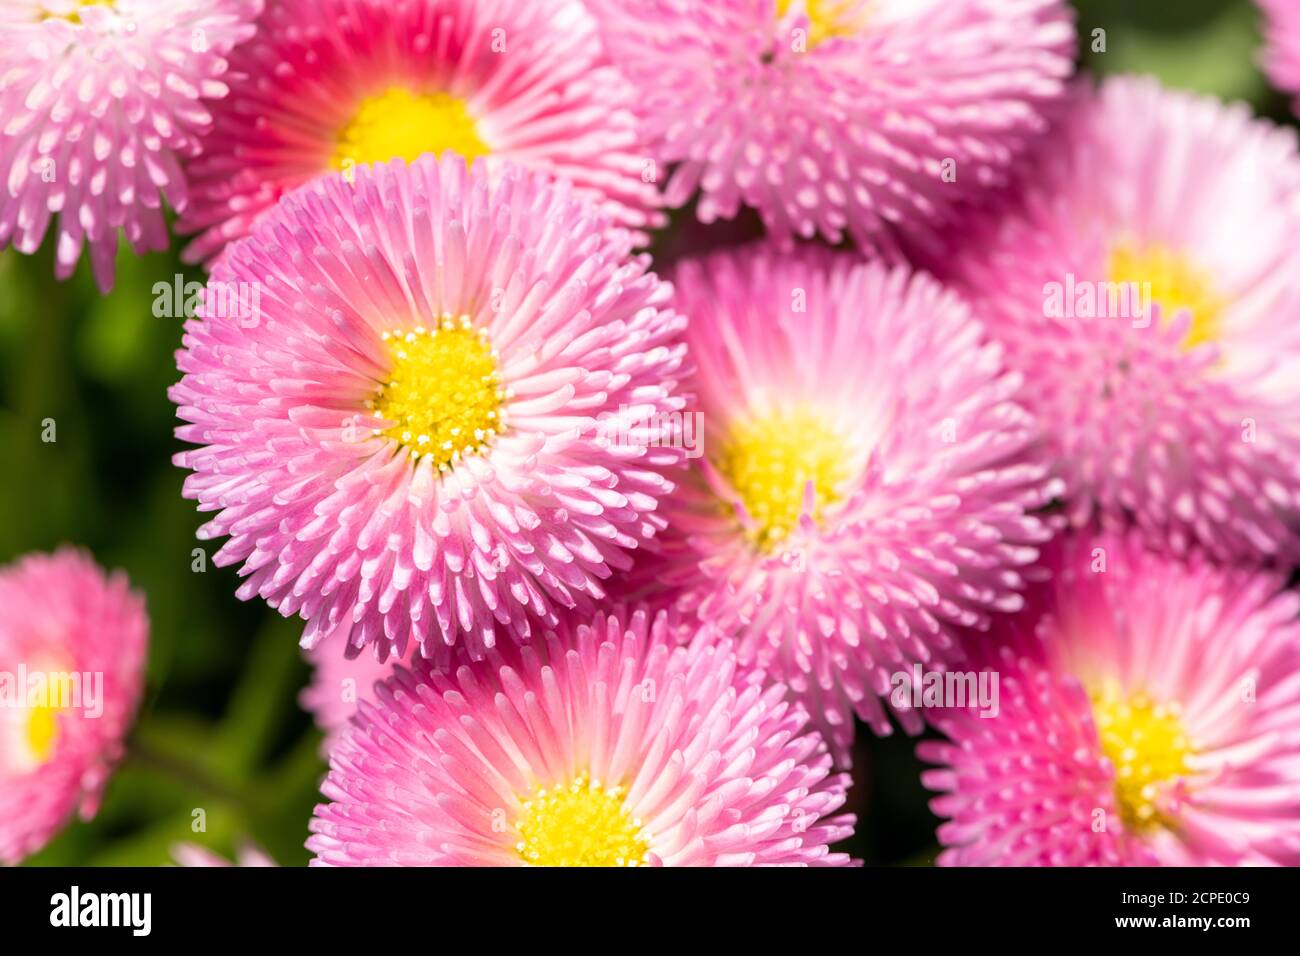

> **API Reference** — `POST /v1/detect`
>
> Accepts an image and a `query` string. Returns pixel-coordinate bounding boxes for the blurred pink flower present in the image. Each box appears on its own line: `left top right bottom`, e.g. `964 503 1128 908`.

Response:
947 75 1300 563
0 549 148 865
301 636 418 756
172 841 277 867
1260 0 1300 114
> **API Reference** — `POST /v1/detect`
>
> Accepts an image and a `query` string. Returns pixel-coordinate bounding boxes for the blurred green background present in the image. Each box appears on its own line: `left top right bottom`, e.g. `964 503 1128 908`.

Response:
0 0 1290 866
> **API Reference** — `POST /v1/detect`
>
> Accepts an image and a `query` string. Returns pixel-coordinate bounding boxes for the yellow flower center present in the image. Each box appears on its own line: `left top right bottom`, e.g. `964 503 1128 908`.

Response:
776 0 867 48
1091 687 1193 834
1108 243 1226 350
370 318 505 470
332 87 490 172
715 406 852 551
515 775 650 867
24 702 62 764
41 0 113 21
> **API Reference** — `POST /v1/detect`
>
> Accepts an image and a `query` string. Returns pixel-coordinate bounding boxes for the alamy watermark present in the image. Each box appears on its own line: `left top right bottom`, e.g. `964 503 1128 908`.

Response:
1043 274 1152 326
50 886 151 937
0 665 103 719
596 407 704 459
153 274 263 326
890 664 999 718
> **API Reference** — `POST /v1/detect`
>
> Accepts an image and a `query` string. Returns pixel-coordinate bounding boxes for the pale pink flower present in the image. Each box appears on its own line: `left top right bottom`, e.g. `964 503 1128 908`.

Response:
300 635 418 755
171 841 277 866
633 243 1058 762
946 75 1300 562
170 154 687 662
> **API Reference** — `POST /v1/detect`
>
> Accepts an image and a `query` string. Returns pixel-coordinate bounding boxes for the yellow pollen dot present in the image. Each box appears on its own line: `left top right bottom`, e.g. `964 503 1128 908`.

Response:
1090 686 1194 834
776 0 869 48
372 317 505 470
515 775 650 867
332 87 490 172
25 702 61 764
1108 242 1226 350
715 406 852 551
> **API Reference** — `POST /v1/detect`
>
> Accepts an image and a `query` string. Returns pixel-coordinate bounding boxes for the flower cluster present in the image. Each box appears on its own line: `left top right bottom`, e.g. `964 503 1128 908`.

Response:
5 0 1300 869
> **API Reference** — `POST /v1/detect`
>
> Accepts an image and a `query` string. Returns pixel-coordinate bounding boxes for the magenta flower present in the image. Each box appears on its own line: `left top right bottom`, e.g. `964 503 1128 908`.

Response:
0 549 148 865
946 76 1300 563
170 154 687 662
308 608 855 866
587 0 1074 253
921 531 1300 866
1260 0 1300 114
633 244 1058 761
0 0 262 291
177 0 661 265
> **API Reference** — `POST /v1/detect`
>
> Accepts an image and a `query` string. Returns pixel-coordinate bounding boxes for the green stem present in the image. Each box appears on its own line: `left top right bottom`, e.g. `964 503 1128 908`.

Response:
126 736 255 812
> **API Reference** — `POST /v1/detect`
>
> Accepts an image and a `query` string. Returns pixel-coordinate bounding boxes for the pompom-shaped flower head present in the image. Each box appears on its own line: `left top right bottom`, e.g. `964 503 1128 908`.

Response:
946 76 1300 563
636 244 1058 761
1260 0 1300 114
0 0 262 291
170 154 687 662
308 608 855 866
920 531 1300 866
0 549 148 864
177 0 661 265
586 0 1074 253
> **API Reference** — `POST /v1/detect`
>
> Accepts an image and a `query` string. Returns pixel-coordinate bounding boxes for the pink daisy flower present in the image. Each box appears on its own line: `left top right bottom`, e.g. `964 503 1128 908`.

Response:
301 634 418 755
177 0 661 265
635 244 1058 761
586 0 1075 252
170 154 687 662
946 75 1300 563
308 608 856 866
0 549 148 865
0 0 262 291
920 531 1300 866
1260 0 1300 113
